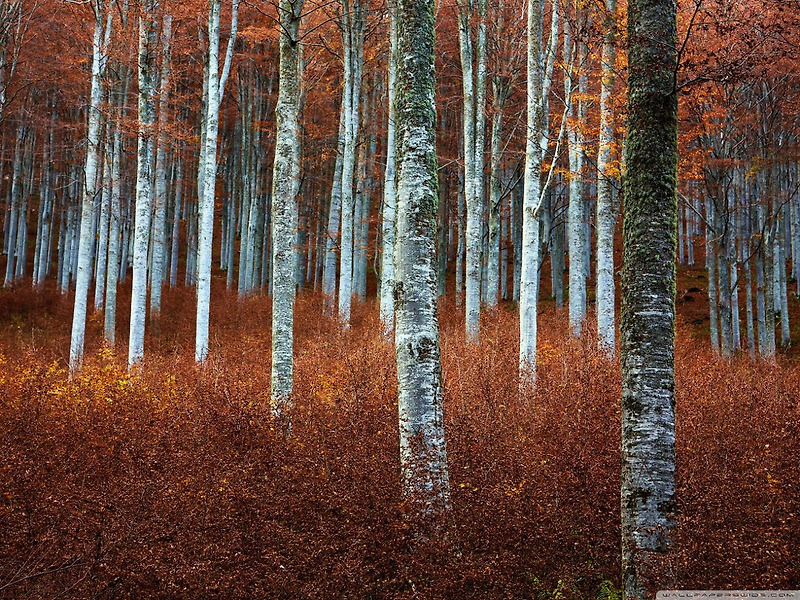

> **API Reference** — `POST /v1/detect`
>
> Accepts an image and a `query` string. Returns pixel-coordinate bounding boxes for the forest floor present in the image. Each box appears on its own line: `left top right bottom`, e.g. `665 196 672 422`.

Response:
1 263 799 599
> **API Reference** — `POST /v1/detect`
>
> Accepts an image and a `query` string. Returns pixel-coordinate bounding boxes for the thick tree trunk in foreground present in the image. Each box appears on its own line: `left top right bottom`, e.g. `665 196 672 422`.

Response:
620 0 678 595
270 0 304 424
394 0 449 515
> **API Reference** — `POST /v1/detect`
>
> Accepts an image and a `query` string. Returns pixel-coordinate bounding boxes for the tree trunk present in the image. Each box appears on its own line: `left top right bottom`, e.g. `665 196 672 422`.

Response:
595 0 617 354
170 155 182 287
128 1 157 368
323 113 345 313
337 0 364 326
487 72 508 308
270 0 304 424
149 13 173 317
4 122 26 288
394 0 450 514
566 20 587 337
518 0 546 383
104 112 124 346
459 0 488 342
195 0 239 362
620 0 678 594
706 198 719 354
70 2 110 372
379 2 397 334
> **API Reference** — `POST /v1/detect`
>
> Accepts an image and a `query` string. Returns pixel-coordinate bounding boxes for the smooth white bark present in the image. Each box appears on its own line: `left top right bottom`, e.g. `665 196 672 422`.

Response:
195 0 239 362
271 0 304 422
379 2 397 335
336 0 364 326
595 0 617 355
395 0 450 512
149 13 172 317
70 2 111 372
129 2 157 368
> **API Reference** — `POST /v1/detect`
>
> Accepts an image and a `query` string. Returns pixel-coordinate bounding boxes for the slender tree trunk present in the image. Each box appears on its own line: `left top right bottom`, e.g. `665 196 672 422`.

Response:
620 0 678 594
379 2 397 334
104 114 123 346
170 154 182 287
459 0 488 342
715 198 733 357
706 198 719 353
566 21 587 337
34 118 54 288
487 71 508 307
455 183 465 305
744 261 756 360
519 0 545 383
195 0 239 362
775 194 790 347
596 0 617 354
149 13 173 317
756 212 768 355
271 0 304 424
129 1 158 368
337 0 364 326
4 122 26 288
70 2 111 372
93 125 111 311
323 113 345 312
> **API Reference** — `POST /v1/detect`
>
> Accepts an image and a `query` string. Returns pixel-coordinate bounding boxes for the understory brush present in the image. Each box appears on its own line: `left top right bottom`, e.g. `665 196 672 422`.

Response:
0 287 798 598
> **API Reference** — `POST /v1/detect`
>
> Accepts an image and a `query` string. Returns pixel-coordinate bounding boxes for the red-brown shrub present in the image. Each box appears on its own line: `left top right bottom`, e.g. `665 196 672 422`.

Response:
0 285 797 598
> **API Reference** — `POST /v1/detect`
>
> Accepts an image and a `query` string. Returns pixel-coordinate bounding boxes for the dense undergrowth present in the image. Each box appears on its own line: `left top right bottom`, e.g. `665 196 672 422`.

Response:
0 283 798 598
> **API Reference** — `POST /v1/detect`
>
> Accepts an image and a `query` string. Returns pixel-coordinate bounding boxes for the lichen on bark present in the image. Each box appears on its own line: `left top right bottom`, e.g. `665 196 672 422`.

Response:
620 0 678 597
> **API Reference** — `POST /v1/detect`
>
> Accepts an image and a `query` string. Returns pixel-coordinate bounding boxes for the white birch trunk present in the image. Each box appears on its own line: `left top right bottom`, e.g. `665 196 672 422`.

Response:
706 198 719 353
169 155 182 287
519 0 545 383
487 64 508 307
150 13 173 317
128 2 157 368
271 0 304 422
322 113 345 312
34 121 54 288
565 22 587 337
195 0 239 362
620 0 678 592
70 2 110 372
458 0 483 342
336 0 364 326
93 132 111 311
3 123 26 288
104 117 123 346
379 2 397 335
394 0 450 512
595 0 617 354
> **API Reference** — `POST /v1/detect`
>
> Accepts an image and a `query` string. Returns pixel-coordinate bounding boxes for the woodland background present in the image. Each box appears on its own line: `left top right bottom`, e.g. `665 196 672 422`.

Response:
0 0 799 597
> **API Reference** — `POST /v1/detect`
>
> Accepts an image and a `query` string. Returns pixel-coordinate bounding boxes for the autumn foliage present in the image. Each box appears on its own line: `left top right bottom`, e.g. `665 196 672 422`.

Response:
1 283 798 598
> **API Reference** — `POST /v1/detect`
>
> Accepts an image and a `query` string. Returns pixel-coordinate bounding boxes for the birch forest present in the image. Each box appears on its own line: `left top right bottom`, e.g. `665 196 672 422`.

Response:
1 0 799 597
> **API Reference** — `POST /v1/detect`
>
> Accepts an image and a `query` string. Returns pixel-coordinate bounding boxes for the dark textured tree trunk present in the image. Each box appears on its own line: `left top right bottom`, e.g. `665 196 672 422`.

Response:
620 0 678 594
